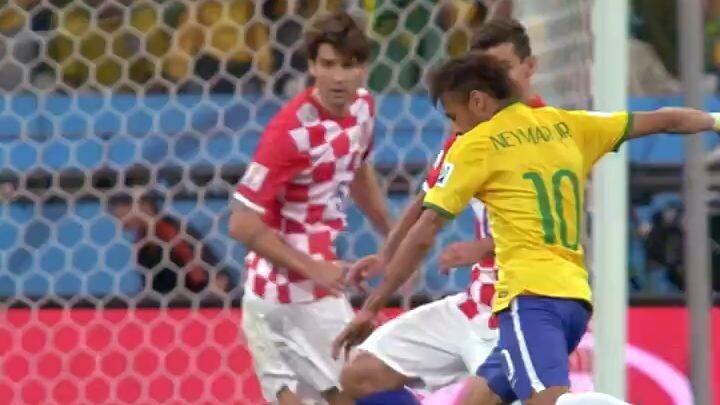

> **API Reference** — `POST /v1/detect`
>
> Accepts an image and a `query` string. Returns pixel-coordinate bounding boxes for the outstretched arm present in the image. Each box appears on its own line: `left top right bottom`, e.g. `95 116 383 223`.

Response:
362 209 447 313
346 192 425 288
439 238 495 270
379 193 424 261
629 108 718 139
331 202 440 359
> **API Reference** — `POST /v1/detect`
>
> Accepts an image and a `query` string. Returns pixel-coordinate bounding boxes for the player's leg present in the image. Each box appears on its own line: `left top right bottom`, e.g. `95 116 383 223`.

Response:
339 351 411 400
549 300 631 405
276 388 303 405
341 297 473 404
320 387 353 405
455 376 504 405
462 345 517 405
279 295 357 405
241 293 303 405
495 296 592 405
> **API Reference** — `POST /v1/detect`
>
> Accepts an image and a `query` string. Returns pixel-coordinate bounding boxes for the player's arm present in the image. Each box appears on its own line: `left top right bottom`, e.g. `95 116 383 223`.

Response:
350 162 392 236
229 207 319 279
379 192 424 261
628 107 716 139
571 108 719 164
362 140 487 313
439 237 495 270
374 134 458 265
346 192 423 288
362 208 447 312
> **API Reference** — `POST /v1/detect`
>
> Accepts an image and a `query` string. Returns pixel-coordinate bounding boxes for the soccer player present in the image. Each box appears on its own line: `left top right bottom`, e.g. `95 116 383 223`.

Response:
338 52 720 405
229 12 391 405
333 20 540 405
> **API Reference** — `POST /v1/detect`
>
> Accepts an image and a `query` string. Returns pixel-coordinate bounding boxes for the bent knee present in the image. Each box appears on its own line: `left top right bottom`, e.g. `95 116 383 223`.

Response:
339 351 407 398
457 377 504 405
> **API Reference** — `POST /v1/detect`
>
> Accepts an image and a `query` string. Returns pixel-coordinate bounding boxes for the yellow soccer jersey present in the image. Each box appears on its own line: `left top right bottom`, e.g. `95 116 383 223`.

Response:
424 102 633 312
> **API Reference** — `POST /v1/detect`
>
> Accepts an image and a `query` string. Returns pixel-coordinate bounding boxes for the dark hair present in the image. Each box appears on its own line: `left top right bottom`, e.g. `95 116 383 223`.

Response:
428 52 519 105
471 18 532 59
109 191 161 213
304 12 370 64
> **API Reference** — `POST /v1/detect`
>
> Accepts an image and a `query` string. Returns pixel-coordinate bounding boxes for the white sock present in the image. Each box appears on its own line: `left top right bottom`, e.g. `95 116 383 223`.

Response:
556 392 631 405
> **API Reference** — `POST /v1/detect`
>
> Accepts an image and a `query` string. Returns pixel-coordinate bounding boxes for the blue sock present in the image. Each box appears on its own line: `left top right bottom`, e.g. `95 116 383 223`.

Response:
356 389 421 405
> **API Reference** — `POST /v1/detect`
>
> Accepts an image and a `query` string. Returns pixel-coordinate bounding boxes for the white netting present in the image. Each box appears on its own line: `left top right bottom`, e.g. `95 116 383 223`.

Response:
0 1 592 403
515 0 593 109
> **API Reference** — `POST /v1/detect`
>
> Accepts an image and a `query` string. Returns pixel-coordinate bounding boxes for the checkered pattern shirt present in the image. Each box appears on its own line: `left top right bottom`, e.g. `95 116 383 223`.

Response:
235 87 375 303
424 96 546 326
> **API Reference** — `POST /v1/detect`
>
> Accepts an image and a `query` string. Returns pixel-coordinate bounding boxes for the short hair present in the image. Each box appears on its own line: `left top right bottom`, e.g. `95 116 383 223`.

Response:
304 12 370 64
471 18 532 59
108 191 161 213
428 52 519 106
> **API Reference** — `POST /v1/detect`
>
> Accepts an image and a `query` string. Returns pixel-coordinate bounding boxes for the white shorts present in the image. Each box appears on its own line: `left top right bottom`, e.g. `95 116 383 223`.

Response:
357 294 498 390
242 292 354 403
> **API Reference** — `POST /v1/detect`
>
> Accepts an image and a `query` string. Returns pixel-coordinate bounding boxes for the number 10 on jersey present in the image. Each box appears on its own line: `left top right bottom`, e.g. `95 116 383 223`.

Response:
523 170 581 250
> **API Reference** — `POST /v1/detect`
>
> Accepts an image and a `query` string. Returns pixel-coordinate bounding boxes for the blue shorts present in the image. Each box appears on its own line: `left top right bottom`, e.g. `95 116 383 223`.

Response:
476 296 591 402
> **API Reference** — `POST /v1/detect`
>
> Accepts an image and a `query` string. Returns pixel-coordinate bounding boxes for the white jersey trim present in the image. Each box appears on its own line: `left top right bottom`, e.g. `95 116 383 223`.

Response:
234 192 266 215
510 299 546 393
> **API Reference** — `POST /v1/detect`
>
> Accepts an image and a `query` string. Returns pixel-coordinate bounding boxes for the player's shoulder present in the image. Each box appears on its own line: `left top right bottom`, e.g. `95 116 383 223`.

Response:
262 89 322 145
253 90 318 156
531 104 570 119
349 87 375 119
355 87 373 103
268 88 316 129
449 127 493 157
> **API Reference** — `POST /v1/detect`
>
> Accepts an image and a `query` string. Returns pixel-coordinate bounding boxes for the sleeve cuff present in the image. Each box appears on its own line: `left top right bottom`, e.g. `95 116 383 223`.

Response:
233 192 266 215
611 111 634 152
711 112 720 131
422 202 456 219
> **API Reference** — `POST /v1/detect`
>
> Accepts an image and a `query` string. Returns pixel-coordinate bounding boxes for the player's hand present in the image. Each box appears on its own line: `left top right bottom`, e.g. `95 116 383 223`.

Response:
439 241 483 273
347 254 385 293
309 260 348 296
331 309 376 361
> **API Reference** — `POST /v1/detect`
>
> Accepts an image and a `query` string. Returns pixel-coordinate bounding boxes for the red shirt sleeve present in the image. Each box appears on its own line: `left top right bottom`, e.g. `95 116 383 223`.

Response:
423 133 458 192
234 122 311 214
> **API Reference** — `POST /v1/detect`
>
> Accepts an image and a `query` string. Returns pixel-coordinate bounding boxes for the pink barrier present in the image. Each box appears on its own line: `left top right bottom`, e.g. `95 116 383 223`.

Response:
0 306 717 404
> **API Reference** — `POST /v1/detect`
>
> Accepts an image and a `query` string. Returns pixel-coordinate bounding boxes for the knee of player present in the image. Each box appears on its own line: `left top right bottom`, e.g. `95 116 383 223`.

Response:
339 352 403 398
456 376 505 405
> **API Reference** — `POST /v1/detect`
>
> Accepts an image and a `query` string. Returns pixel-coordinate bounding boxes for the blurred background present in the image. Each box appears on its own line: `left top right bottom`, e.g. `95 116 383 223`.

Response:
0 0 717 404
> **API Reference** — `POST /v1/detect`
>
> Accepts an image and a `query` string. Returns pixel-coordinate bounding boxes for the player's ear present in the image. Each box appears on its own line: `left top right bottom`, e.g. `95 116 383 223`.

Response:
524 55 538 78
357 62 369 77
308 59 317 77
468 89 488 112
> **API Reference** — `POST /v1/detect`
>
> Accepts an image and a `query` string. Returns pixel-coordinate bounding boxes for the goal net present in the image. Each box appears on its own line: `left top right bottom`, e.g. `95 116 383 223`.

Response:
0 0 594 403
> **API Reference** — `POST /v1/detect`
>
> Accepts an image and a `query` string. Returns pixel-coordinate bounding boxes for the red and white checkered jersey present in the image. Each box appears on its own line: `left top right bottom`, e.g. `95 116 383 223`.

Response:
235 87 375 303
423 96 546 326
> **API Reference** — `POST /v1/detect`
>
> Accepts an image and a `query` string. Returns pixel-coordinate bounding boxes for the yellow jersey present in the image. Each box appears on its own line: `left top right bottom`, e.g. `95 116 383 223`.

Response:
424 102 632 312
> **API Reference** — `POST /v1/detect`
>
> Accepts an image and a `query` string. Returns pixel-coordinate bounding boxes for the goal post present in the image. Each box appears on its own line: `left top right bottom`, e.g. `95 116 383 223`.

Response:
590 0 630 399
514 0 630 398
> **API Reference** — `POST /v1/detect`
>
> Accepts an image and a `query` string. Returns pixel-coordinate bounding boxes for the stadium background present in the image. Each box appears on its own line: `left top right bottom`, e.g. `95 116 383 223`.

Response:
0 0 718 404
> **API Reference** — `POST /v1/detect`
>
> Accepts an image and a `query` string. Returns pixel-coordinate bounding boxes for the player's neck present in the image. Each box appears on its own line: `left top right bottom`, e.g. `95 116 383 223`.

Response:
524 91 537 102
310 87 350 118
491 97 522 117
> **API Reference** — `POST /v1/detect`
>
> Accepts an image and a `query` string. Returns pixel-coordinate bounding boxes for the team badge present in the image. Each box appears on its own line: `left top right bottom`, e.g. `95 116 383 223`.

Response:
436 162 454 187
